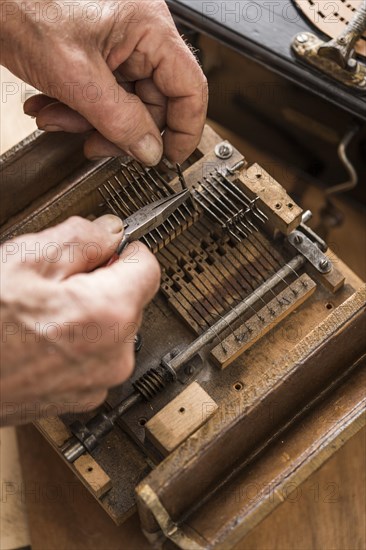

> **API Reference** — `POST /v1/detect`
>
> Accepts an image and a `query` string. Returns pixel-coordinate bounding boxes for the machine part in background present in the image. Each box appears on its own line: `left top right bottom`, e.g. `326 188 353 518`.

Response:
173 4 366 203
293 0 366 57
292 1 366 89
318 125 360 238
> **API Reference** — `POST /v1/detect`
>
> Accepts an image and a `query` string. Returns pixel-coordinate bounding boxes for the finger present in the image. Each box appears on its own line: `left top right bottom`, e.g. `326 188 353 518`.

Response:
24 94 58 116
36 102 93 133
64 241 161 315
62 55 163 166
83 79 167 159
138 30 208 162
135 78 167 130
10 215 124 280
84 131 125 160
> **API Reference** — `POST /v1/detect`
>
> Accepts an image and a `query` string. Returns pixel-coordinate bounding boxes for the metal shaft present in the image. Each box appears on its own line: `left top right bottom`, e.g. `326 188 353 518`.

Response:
167 255 306 372
62 255 305 463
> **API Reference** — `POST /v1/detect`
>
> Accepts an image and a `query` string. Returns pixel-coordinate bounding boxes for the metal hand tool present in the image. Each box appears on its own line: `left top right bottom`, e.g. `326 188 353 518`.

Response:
106 189 191 264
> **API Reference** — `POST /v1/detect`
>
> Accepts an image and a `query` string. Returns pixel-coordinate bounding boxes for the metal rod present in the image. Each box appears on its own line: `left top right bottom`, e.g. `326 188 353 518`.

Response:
167 255 306 372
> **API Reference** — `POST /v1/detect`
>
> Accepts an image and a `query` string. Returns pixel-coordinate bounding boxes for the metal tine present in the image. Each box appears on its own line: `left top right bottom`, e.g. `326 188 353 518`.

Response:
201 180 236 219
109 178 134 214
121 168 149 207
148 164 193 220
114 176 141 213
108 176 139 214
228 228 242 243
142 235 153 250
207 175 249 224
204 180 251 239
146 164 191 220
110 178 167 244
119 166 165 243
103 182 128 216
124 164 157 203
98 187 121 217
194 187 231 226
128 163 161 200
193 192 226 230
210 175 254 235
247 195 267 226
199 180 249 240
215 170 267 225
123 165 171 237
134 164 183 228
213 174 259 233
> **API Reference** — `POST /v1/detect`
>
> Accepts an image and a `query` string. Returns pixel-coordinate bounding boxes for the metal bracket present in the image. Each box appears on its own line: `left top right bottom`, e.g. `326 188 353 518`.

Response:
288 230 332 273
292 2 366 90
292 32 366 90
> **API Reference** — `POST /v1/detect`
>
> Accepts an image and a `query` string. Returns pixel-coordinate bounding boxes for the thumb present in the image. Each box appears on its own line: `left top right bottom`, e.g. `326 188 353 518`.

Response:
64 57 163 166
14 215 124 281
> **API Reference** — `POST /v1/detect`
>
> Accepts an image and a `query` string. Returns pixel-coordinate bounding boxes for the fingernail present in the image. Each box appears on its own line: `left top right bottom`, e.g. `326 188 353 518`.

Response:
39 124 63 132
129 134 163 166
94 214 123 234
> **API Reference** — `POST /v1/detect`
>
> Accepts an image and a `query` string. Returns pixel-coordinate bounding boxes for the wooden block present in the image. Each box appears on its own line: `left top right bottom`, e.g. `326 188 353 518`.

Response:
238 163 303 234
145 382 218 456
211 274 317 369
37 416 71 447
74 454 112 499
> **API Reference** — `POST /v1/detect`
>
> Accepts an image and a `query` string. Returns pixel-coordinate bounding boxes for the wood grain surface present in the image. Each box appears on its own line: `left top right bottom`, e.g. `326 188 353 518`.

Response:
1 75 365 549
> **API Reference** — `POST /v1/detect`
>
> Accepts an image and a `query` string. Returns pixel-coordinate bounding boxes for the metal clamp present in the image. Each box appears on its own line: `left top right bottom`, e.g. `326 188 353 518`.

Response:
292 3 366 90
288 230 332 273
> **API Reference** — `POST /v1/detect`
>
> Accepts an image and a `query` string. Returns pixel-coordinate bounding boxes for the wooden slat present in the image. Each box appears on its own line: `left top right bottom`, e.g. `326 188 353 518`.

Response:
145 382 218 456
74 455 112 499
210 273 316 368
238 163 303 234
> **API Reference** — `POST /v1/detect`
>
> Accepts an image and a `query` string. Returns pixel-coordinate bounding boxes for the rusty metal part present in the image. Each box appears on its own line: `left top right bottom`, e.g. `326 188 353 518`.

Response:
292 12 366 90
318 2 366 68
288 230 332 273
62 254 305 463
293 0 366 58
165 255 306 373
210 274 317 368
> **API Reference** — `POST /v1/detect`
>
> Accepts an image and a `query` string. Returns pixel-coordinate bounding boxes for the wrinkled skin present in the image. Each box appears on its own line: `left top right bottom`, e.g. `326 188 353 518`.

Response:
0 0 207 425
1 0 208 165
1 216 161 425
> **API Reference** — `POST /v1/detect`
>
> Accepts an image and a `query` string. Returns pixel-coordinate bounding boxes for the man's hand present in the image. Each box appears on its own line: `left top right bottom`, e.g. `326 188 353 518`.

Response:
0 0 208 165
0 215 161 425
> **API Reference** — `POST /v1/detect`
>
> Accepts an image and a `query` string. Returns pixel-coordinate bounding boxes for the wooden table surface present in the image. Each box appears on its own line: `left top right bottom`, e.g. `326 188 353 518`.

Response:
0 70 365 550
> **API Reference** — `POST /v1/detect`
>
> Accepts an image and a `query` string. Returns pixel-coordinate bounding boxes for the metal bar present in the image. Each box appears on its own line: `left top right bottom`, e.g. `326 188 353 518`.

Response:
167 255 306 372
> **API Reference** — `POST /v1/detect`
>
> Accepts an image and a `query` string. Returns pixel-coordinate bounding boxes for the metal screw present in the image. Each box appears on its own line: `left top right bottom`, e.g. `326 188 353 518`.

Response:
184 365 194 376
347 58 358 71
297 33 308 44
215 142 233 160
337 37 346 45
319 259 329 270
294 234 303 245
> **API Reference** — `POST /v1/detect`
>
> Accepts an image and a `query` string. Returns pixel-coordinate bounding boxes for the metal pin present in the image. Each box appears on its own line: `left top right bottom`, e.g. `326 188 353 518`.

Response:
98 187 120 217
193 190 227 229
215 170 267 224
103 182 126 216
